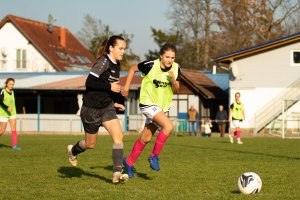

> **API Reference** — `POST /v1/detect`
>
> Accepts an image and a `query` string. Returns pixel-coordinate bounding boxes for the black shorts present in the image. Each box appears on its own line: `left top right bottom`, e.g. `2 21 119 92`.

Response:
80 104 118 134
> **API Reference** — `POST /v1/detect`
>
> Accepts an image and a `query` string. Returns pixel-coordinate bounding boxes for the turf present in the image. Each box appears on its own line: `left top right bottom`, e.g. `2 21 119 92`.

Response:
0 134 299 200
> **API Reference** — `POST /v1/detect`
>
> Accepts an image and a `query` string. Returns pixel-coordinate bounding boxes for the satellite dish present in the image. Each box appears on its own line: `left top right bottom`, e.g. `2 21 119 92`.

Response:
1 48 8 57
230 62 239 77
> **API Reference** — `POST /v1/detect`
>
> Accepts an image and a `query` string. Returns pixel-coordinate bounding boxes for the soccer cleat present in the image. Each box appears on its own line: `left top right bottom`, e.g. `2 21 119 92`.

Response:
12 146 21 150
112 171 129 184
229 135 234 144
148 155 160 171
122 158 135 178
237 140 243 144
67 145 77 166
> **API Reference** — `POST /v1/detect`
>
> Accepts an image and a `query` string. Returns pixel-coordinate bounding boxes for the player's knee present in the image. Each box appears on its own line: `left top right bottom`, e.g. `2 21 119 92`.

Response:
140 136 151 144
163 123 174 134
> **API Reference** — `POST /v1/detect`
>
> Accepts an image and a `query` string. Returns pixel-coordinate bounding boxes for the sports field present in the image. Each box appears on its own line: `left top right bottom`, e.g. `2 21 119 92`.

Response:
0 133 299 200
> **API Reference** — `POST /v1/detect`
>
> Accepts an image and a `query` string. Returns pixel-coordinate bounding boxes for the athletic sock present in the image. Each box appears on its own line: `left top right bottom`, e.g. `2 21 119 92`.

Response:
236 131 241 138
112 144 123 173
12 130 18 147
150 130 168 157
126 139 146 166
72 140 86 156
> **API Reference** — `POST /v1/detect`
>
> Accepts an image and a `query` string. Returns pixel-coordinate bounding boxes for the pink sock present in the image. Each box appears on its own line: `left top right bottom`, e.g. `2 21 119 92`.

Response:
126 139 146 166
151 130 168 157
12 130 18 147
236 131 241 138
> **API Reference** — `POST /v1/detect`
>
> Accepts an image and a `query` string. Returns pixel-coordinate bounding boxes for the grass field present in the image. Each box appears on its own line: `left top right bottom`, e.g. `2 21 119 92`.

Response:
0 133 299 200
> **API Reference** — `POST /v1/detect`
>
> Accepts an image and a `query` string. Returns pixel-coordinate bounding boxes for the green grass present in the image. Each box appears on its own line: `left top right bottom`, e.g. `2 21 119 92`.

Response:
0 134 300 200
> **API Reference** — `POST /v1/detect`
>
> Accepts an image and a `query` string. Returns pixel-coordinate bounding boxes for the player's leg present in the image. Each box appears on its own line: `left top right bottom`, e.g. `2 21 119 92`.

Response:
67 106 99 166
148 111 174 171
236 126 243 144
103 118 128 183
8 117 20 150
0 119 8 136
123 123 157 178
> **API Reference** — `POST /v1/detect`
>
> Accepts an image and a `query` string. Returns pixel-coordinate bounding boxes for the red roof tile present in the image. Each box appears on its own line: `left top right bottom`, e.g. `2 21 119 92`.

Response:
0 15 95 71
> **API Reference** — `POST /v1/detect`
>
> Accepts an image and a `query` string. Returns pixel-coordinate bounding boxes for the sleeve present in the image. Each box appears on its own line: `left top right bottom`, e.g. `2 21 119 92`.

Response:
0 91 8 109
85 74 111 90
89 56 110 78
137 60 154 75
230 103 234 110
176 66 181 81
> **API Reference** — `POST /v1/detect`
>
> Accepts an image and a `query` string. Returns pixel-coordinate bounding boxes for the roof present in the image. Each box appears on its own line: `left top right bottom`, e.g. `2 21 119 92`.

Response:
212 31 300 64
204 73 229 92
0 72 88 90
180 69 227 99
0 70 227 99
0 15 95 71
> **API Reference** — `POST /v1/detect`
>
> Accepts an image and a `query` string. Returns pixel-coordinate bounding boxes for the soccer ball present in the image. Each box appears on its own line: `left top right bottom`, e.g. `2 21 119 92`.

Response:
238 172 262 195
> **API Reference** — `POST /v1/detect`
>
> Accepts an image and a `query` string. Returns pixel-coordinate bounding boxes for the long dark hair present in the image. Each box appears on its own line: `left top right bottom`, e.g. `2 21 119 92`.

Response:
96 35 125 59
5 77 15 88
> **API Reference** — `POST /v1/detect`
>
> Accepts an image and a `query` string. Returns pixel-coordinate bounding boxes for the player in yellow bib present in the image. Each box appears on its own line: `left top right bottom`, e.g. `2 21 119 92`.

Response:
228 92 245 144
0 78 21 150
122 44 180 178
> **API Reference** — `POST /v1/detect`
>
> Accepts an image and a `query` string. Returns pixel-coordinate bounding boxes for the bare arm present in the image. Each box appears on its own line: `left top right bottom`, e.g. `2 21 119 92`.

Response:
121 65 139 97
168 71 180 93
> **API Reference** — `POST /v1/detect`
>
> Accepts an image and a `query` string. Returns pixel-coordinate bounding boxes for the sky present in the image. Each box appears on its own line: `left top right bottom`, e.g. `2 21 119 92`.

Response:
0 0 172 59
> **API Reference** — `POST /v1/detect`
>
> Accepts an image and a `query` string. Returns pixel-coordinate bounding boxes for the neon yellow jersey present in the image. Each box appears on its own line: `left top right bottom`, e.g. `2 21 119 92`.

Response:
231 101 244 120
139 59 179 112
0 89 17 117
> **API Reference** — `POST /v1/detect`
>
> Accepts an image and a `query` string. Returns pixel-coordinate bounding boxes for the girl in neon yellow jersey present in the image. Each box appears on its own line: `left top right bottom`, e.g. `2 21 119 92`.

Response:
122 44 180 178
0 78 21 150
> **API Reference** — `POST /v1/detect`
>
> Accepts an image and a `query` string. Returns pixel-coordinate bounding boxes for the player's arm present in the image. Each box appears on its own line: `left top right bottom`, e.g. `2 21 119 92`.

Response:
121 64 139 97
228 104 233 121
169 67 180 93
0 92 9 111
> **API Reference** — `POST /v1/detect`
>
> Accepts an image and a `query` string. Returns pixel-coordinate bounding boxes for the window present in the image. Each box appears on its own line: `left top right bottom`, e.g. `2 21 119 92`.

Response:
291 50 300 66
16 49 27 68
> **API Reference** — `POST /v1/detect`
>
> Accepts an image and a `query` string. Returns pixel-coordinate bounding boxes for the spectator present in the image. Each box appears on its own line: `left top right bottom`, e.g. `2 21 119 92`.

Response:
215 105 228 137
188 105 198 136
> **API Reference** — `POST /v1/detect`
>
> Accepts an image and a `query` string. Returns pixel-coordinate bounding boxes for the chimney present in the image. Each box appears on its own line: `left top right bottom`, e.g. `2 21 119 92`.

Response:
60 27 66 48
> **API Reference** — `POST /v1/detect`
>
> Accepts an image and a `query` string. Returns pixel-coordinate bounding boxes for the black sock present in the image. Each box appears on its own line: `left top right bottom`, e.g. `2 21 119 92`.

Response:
72 140 86 156
112 144 123 173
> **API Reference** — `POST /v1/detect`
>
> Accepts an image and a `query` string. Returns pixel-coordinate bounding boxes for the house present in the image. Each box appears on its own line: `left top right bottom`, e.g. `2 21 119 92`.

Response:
0 15 95 72
212 32 300 134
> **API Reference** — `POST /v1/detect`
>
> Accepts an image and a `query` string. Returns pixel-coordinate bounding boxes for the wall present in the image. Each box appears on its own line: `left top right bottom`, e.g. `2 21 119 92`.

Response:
0 22 56 72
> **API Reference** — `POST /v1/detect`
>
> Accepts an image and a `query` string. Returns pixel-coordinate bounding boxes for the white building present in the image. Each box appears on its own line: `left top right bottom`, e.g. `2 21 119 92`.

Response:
0 15 94 72
213 32 300 133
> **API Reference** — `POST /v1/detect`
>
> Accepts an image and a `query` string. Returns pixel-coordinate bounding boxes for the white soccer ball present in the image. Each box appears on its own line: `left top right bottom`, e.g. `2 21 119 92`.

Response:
238 172 262 195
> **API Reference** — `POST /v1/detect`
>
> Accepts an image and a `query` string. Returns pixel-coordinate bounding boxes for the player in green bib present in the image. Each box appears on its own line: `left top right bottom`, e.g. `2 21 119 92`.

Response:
121 44 181 178
0 78 21 150
228 92 245 144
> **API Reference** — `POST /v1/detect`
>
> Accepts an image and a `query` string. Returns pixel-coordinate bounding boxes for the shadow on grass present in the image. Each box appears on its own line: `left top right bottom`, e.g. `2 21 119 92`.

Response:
57 166 111 183
231 190 240 194
169 143 300 160
0 144 11 148
90 165 152 180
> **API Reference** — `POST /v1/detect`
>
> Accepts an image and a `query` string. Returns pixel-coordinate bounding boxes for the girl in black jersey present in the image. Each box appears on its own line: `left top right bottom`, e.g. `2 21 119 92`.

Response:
67 35 128 184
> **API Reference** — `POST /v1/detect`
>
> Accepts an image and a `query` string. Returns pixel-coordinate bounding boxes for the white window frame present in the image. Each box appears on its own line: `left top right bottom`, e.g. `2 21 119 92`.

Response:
16 49 27 69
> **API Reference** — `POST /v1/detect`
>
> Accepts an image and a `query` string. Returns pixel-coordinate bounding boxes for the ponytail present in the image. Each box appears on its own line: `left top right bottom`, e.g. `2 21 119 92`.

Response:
96 35 125 59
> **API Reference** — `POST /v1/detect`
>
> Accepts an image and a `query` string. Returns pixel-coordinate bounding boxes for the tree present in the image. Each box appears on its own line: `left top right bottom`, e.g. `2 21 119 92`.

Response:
76 14 139 70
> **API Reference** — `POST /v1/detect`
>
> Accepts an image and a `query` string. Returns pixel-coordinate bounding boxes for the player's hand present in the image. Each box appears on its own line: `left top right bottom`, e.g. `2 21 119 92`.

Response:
114 103 125 111
121 87 129 97
168 71 175 82
111 81 121 93
7 107 12 112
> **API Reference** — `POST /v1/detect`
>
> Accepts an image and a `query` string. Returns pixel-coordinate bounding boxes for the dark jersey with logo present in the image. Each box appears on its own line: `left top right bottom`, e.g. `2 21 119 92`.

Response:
83 54 121 108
